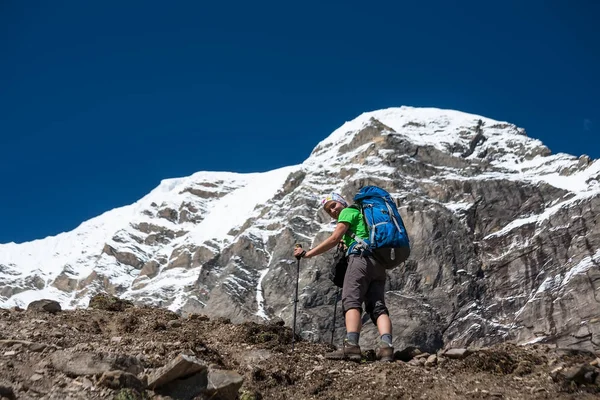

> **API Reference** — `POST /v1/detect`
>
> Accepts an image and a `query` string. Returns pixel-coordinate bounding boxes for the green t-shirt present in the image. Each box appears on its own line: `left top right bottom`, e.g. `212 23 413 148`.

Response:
337 207 369 248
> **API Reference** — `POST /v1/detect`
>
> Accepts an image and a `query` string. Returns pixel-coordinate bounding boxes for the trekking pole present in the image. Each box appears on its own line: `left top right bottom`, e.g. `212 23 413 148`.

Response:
330 286 340 346
330 241 345 346
292 244 303 351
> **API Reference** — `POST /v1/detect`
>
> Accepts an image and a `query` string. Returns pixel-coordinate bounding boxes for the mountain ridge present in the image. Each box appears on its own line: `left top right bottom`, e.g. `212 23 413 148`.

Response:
2 106 599 354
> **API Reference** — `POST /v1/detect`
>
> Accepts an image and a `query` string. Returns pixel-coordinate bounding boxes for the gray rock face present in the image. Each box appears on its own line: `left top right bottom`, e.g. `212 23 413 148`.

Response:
1 106 599 355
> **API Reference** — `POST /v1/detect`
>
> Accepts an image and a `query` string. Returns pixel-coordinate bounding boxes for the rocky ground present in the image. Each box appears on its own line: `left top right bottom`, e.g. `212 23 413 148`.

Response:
1 296 599 400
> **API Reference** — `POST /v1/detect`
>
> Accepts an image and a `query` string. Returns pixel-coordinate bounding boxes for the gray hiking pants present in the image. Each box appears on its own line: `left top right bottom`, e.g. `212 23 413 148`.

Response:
342 254 389 324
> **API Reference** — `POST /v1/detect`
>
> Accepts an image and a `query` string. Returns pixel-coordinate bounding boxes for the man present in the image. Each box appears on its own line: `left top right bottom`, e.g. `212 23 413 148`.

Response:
293 192 394 362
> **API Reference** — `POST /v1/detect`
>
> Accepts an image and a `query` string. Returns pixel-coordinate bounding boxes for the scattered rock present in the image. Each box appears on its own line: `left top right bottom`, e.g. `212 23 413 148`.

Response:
425 354 437 367
443 348 472 359
167 320 182 329
26 299 61 314
408 357 426 366
550 365 564 380
556 364 599 385
395 346 422 362
148 354 208 389
51 330 64 338
155 369 208 400
29 343 46 352
239 389 261 400
88 294 134 312
98 370 145 391
50 350 143 376
187 314 210 322
237 349 273 368
0 339 34 347
205 368 244 400
29 373 44 382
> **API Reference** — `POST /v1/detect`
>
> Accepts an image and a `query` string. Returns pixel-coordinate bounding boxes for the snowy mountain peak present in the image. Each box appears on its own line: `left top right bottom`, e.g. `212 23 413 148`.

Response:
308 106 599 195
310 106 520 160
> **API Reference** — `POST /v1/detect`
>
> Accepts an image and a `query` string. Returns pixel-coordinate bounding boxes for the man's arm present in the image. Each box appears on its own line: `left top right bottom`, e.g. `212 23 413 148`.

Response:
302 222 349 258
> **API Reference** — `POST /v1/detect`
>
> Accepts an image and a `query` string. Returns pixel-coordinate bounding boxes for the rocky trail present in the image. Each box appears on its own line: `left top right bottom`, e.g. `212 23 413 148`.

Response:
1 296 599 400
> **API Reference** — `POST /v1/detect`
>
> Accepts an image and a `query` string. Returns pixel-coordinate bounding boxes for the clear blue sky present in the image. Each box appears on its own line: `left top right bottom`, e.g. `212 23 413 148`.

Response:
1 1 598 244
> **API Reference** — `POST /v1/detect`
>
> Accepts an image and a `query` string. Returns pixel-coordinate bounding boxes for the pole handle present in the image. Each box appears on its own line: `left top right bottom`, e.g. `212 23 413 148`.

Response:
294 243 304 260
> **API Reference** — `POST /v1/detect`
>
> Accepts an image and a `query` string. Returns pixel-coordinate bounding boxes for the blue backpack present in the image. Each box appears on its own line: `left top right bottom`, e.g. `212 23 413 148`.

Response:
347 186 410 269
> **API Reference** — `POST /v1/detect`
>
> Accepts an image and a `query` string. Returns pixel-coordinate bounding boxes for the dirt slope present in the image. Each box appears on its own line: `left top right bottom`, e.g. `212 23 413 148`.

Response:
1 301 599 400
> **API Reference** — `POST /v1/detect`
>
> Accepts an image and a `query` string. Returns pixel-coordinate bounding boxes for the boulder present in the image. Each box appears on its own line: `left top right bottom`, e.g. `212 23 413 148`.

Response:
148 354 207 389
205 368 244 400
26 299 61 314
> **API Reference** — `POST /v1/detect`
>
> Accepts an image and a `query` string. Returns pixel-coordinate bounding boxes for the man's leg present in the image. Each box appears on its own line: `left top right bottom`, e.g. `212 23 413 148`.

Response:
325 256 368 361
341 255 369 343
345 308 361 337
376 313 392 337
366 295 393 344
364 259 394 361
369 299 394 362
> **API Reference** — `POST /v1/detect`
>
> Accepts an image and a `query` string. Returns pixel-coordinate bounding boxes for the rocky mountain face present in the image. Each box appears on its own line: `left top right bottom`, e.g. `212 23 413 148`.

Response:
1 106 599 355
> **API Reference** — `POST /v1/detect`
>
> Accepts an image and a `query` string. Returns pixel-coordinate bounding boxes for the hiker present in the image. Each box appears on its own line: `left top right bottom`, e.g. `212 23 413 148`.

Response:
293 192 395 362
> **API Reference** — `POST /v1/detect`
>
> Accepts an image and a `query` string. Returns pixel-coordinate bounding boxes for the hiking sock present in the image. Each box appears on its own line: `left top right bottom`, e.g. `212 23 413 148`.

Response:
381 334 392 346
346 332 360 345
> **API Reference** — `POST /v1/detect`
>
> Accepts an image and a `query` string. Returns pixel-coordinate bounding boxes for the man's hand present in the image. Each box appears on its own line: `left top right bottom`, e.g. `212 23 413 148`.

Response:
293 247 307 259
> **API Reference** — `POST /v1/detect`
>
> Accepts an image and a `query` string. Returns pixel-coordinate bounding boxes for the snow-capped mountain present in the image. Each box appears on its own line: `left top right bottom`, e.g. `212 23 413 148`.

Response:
2 106 599 352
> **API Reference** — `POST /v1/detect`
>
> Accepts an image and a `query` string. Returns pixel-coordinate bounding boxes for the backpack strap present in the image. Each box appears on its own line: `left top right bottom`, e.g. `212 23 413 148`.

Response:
346 231 372 258
344 204 371 255
384 199 404 234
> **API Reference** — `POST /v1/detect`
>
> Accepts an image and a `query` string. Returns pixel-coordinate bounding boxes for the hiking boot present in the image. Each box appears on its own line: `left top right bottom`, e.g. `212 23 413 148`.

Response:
325 339 362 361
376 342 394 362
